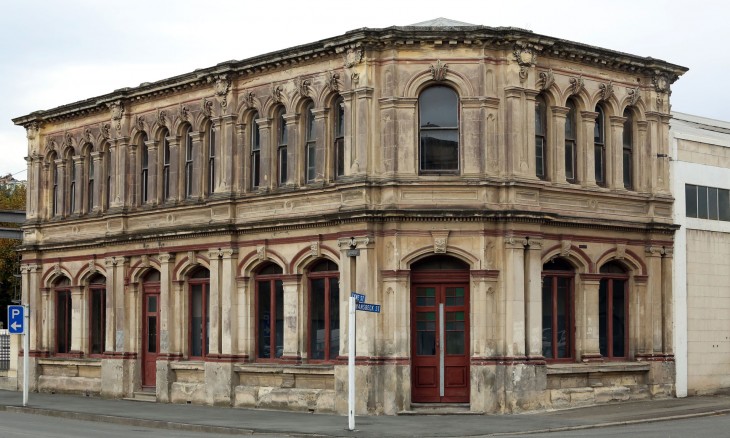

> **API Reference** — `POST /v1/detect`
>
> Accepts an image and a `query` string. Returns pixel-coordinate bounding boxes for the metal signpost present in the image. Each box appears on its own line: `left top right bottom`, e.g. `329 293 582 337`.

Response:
7 305 29 406
347 292 380 431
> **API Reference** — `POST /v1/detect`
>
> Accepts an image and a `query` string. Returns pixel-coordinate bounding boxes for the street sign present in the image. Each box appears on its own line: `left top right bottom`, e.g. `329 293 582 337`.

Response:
7 305 24 334
356 303 381 313
350 292 366 303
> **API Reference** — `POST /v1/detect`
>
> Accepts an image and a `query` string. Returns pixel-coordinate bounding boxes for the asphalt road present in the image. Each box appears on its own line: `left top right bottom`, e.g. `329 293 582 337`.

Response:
0 411 240 438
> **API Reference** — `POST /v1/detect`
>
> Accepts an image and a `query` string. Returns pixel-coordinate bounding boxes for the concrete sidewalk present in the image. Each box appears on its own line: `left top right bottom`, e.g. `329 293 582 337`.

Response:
0 390 729 437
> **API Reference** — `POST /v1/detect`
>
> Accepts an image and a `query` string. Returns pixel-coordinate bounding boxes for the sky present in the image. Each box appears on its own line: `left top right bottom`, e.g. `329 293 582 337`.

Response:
1 0 727 180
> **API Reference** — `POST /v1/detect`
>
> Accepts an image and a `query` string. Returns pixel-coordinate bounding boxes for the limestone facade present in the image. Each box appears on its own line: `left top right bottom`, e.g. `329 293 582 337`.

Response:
12 20 686 414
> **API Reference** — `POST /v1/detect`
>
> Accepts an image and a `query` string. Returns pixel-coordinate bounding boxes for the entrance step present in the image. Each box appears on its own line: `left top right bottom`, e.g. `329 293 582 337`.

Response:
124 391 157 403
400 403 479 415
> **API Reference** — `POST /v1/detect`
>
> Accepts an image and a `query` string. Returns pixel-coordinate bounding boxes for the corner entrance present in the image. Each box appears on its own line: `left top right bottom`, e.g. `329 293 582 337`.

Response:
411 256 470 403
142 271 160 389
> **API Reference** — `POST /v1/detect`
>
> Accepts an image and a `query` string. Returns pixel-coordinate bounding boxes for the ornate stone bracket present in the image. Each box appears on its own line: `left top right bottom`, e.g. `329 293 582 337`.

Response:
599 81 614 101
271 84 284 103
108 100 125 132
326 71 340 92
157 109 167 127
202 98 213 117
429 60 449 82
243 91 256 108
569 75 585 96
295 77 311 97
343 48 363 68
626 87 641 106
537 69 554 91
310 241 320 258
513 46 537 82
25 121 41 140
431 231 450 254
256 245 266 261
179 104 189 122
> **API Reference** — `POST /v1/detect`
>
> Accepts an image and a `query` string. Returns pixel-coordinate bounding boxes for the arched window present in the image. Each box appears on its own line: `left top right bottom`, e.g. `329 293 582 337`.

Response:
54 276 72 355
50 152 59 217
276 107 288 185
104 145 111 211
594 106 606 185
535 96 547 179
67 151 76 214
599 261 629 359
184 125 194 198
419 86 459 172
207 123 216 195
255 262 284 360
88 274 106 355
86 146 94 213
308 259 339 361
189 267 210 358
542 258 574 361
161 130 171 202
140 133 149 204
623 109 634 190
305 102 316 183
250 112 261 189
334 97 345 179
565 100 577 183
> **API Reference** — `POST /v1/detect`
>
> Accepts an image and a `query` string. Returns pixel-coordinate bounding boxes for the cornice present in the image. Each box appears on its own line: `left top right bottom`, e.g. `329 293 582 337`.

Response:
13 25 687 128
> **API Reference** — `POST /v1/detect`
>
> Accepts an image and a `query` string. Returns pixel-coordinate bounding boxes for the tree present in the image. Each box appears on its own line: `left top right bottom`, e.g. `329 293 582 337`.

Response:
0 182 24 328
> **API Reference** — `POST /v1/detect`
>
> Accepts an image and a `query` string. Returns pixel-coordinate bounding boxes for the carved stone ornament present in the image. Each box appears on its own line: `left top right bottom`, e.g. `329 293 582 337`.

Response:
109 100 124 121
537 69 554 91
53 263 62 277
351 72 360 88
244 91 255 108
513 46 536 81
652 73 670 94
560 240 572 257
202 98 213 117
84 128 92 142
599 81 614 101
179 104 189 121
429 60 449 82
295 77 311 97
141 254 150 268
88 260 97 274
188 251 197 265
310 241 320 258
158 110 167 126
627 87 641 106
25 122 41 140
431 231 450 254
271 84 283 103
569 75 585 96
615 243 626 260
343 48 363 68
256 245 266 261
100 123 111 139
63 132 73 148
327 71 340 92
212 74 230 96
135 115 145 131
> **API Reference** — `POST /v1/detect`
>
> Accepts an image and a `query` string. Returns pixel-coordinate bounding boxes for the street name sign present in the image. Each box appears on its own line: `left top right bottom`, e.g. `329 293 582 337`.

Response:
350 292 366 303
356 303 381 313
7 305 24 334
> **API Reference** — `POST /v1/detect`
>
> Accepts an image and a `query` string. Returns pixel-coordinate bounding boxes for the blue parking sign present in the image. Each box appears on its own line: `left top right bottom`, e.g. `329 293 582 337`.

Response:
7 305 24 334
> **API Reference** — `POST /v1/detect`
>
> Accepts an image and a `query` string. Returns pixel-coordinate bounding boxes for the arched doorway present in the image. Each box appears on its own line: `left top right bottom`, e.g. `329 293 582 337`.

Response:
141 270 160 389
410 255 470 403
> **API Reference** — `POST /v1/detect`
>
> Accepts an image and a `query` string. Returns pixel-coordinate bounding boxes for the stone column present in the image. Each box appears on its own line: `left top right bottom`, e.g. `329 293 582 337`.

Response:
255 117 272 191
91 151 102 212
636 121 649 192
42 287 51 354
188 132 203 200
220 249 238 357
108 140 121 208
310 108 327 182
609 115 627 190
580 111 598 186
165 135 180 202
645 246 664 356
207 249 222 356
281 274 302 362
72 155 83 215
470 270 500 358
461 98 484 178
524 90 539 180
113 257 128 353
26 155 41 219
282 113 299 187
524 238 543 360
103 258 117 352
633 275 649 357
144 140 158 205
644 112 661 195
217 114 237 194
54 158 66 216
234 123 247 194
236 276 252 359
502 236 526 358
484 97 501 177
551 106 569 183
159 253 173 356
661 248 674 356
578 276 602 361
339 90 354 179
70 285 84 356
504 87 526 178
127 143 138 207
353 87 373 177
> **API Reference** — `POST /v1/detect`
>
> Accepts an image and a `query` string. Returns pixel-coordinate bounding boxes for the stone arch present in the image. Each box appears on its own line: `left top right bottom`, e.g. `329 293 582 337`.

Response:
290 244 340 274
595 248 646 275
74 262 107 285
401 246 479 271
173 253 211 281
542 244 592 273
238 247 288 277
560 86 591 112
128 258 162 284
588 89 620 117
235 91 264 122
403 66 475 98
42 264 74 288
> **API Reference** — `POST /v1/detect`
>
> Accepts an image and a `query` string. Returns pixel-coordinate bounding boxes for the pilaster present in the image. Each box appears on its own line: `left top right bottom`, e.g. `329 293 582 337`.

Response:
90 151 102 212
502 235 526 358
609 115 627 190
551 106 569 183
580 111 598 186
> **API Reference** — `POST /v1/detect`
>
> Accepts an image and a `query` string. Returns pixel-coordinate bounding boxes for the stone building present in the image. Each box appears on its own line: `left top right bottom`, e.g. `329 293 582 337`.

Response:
671 112 730 397
12 18 687 414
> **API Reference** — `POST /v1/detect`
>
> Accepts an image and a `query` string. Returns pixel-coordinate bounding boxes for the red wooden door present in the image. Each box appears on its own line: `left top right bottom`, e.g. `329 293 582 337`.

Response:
142 288 160 388
411 283 469 403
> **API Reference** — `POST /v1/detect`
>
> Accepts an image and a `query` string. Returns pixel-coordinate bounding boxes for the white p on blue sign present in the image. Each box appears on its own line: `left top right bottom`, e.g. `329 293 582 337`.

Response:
7 305 24 334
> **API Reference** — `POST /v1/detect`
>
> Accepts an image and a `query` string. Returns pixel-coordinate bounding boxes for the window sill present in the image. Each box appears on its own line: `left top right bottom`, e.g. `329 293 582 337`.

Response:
235 363 334 375
546 362 650 375
38 358 101 366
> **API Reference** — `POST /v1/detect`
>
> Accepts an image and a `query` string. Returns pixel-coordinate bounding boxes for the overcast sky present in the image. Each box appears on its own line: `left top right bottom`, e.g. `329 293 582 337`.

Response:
1 0 726 179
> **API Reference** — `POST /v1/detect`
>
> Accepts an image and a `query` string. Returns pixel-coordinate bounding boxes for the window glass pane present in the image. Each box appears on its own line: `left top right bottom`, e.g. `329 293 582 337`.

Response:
307 144 316 182
536 137 545 178
556 278 570 358
279 147 287 183
191 285 203 357
279 110 287 145
275 280 284 358
565 102 576 139
595 145 604 184
599 279 608 357
565 141 575 181
329 277 340 360
542 277 553 358
613 280 626 357
445 287 465 306
336 99 345 136
147 295 157 312
698 185 709 219
720 189 730 221
257 281 271 358
445 311 465 355
310 278 325 360
623 150 632 188
90 289 105 354
420 131 459 171
416 312 436 356
686 184 698 218
419 86 458 127
709 187 719 220
147 316 157 353
416 287 436 307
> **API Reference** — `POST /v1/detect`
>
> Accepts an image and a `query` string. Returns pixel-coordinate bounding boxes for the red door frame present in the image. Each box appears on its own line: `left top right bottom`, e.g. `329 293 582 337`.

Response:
142 282 160 389
411 269 470 403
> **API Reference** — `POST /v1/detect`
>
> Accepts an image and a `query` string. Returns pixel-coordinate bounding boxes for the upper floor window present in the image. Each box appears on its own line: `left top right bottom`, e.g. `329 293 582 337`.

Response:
535 96 547 180
305 102 316 183
594 106 606 185
86 146 94 213
68 152 76 214
419 86 459 172
162 130 171 202
184 125 193 198
50 153 59 216
686 184 730 221
308 259 340 362
276 107 288 185
251 112 261 189
104 147 111 210
565 100 577 183
622 109 634 190
140 133 149 204
334 97 345 179
207 123 216 195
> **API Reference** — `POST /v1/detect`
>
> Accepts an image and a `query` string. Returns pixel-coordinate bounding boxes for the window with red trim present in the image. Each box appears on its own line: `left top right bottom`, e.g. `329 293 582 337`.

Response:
54 277 72 355
189 268 210 359
88 274 106 355
255 263 284 360
599 262 629 359
308 259 339 362
541 258 574 361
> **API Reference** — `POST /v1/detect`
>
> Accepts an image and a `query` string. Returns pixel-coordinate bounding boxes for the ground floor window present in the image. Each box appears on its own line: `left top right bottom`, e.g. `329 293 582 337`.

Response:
88 274 106 355
542 258 574 361
55 277 72 354
256 263 284 360
308 259 339 361
189 268 210 358
599 262 628 359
